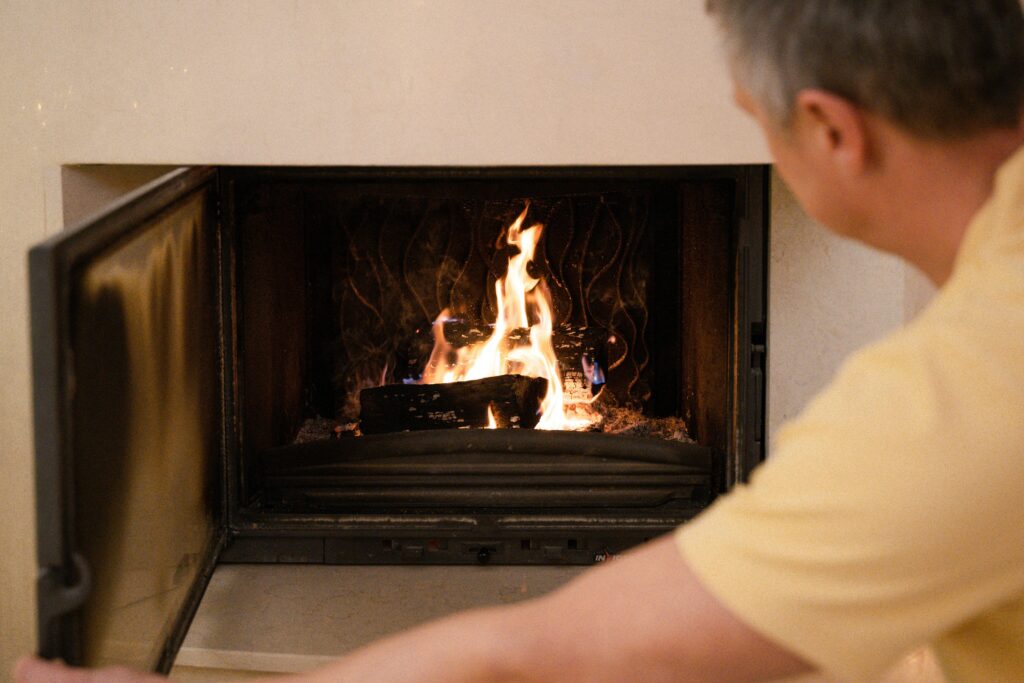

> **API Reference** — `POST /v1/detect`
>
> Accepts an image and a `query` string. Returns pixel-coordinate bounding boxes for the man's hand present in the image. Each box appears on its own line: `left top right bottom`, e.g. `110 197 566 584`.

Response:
13 657 166 683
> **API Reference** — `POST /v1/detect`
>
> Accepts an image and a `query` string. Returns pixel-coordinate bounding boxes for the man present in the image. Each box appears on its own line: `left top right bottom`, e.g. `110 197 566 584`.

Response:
17 1 1024 681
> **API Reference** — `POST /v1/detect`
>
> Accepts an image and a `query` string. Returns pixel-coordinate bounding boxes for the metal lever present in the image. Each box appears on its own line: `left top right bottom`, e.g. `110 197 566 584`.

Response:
38 552 92 634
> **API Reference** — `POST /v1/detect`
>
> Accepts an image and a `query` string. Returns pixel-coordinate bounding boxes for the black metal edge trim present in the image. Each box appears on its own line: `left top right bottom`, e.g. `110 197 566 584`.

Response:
155 530 227 674
743 167 769 477
215 171 241 532
758 169 772 465
217 165 760 184
728 165 770 487
216 171 254 525
29 241 74 660
222 533 686 567
262 430 713 471
227 512 699 533
31 167 216 267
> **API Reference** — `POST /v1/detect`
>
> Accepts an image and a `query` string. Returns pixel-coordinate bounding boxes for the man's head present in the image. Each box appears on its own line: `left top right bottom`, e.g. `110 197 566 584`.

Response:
706 0 1024 140
706 0 1024 277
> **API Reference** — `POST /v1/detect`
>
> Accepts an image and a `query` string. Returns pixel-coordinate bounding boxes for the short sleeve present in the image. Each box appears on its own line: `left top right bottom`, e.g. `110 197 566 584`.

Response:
677 274 1024 681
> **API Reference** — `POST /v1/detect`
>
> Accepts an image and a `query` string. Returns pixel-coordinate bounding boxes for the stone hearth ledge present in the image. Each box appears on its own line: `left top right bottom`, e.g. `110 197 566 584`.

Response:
170 564 946 682
171 564 584 676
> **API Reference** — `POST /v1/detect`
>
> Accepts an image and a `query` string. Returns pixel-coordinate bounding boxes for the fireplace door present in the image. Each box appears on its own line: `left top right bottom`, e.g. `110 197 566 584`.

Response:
30 169 225 671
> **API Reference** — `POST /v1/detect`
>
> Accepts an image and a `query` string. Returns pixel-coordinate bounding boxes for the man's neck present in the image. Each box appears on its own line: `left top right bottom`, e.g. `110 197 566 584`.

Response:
879 122 1024 286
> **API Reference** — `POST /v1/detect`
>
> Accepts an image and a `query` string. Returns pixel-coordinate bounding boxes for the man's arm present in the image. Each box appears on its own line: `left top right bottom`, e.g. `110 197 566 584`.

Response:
294 534 811 683
15 535 811 683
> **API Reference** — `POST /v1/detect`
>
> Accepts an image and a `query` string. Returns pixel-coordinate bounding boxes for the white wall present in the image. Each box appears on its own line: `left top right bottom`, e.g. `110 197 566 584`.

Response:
0 1 912 673
767 177 914 437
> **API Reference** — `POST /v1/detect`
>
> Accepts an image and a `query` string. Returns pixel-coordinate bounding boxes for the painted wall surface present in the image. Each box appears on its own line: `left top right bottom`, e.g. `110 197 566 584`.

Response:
0 1 910 674
767 177 911 436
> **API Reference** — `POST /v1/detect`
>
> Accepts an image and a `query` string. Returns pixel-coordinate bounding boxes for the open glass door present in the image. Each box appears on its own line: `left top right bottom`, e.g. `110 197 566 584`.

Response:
29 167 226 672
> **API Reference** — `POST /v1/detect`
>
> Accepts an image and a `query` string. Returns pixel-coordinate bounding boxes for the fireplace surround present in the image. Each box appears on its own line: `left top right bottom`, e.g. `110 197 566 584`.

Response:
31 164 767 668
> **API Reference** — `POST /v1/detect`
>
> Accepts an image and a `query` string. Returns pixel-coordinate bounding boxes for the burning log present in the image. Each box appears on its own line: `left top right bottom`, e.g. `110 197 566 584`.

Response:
359 374 548 434
403 321 607 398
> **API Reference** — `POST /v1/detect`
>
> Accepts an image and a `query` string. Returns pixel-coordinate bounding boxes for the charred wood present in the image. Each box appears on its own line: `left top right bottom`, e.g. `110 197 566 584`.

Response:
359 374 548 434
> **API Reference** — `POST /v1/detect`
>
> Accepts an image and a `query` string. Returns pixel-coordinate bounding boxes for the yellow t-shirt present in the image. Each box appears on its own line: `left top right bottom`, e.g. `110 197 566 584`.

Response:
678 143 1024 683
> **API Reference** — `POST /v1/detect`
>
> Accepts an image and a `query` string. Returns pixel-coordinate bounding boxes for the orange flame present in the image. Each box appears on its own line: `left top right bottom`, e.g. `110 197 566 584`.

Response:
419 204 600 430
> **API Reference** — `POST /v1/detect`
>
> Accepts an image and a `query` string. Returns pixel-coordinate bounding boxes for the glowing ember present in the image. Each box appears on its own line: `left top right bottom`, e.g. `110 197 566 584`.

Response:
418 204 601 430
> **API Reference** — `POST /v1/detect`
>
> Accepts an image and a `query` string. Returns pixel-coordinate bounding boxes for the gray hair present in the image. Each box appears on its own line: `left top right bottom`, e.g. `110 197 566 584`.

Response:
705 0 1024 138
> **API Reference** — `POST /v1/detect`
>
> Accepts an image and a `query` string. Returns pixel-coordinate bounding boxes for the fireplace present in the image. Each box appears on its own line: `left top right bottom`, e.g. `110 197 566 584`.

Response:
30 165 767 667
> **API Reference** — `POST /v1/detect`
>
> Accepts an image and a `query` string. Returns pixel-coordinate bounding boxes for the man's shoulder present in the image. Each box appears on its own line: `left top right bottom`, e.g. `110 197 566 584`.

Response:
789 287 1024 454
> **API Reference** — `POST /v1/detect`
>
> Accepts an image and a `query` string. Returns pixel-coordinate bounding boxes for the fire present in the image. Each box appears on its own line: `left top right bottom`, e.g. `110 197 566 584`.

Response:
419 204 601 430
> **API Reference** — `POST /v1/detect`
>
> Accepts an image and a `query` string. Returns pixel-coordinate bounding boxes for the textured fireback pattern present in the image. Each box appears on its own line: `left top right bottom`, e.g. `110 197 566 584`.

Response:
330 194 654 422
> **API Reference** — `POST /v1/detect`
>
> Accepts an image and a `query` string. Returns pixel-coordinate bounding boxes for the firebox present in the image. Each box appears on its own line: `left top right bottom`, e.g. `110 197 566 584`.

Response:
30 165 767 669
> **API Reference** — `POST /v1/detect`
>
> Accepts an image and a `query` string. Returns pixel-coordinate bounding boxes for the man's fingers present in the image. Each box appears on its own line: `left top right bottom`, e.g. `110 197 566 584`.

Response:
14 657 93 683
13 657 164 683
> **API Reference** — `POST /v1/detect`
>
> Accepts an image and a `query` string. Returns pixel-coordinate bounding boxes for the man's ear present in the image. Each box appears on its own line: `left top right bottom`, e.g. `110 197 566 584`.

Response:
794 89 869 175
